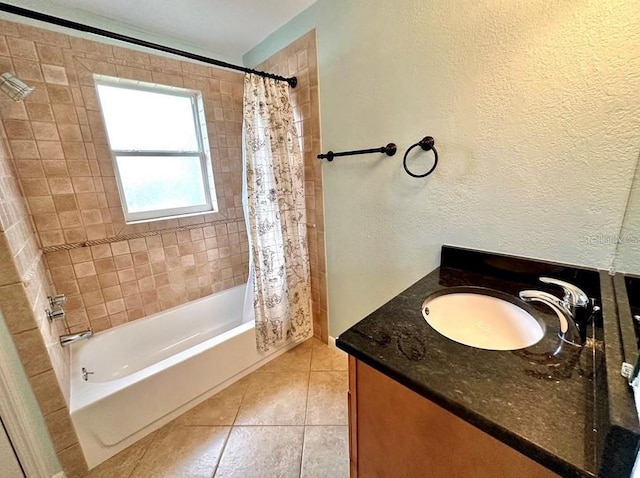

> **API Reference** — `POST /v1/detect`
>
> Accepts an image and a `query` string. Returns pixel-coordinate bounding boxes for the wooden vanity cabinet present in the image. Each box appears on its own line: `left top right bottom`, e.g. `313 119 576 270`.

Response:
347 357 558 478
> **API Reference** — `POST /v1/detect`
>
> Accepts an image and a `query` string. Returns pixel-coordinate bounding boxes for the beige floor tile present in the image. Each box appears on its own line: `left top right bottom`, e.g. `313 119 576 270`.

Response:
174 377 250 426
256 339 313 373
306 371 348 425
129 425 230 478
214 426 304 478
235 371 310 425
87 431 158 478
310 342 347 371
301 426 349 478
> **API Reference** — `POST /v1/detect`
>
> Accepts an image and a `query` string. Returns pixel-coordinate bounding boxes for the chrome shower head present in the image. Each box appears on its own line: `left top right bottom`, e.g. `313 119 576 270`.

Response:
0 72 34 101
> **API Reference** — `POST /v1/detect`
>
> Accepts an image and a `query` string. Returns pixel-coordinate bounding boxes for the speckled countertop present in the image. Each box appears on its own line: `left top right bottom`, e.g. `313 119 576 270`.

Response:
337 246 607 477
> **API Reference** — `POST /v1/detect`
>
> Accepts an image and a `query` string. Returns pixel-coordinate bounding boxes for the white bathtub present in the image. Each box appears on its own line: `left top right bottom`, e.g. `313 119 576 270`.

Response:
70 284 299 468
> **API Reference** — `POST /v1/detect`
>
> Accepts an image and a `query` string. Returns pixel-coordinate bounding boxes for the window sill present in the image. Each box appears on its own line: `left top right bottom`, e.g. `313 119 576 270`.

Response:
124 208 219 225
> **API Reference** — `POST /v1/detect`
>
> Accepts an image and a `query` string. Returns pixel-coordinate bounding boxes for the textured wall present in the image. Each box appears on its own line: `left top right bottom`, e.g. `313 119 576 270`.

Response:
254 31 328 342
0 19 249 333
245 0 640 336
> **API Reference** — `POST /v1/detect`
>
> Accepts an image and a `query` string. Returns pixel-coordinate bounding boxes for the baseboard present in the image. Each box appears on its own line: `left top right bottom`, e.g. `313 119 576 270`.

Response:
329 336 338 350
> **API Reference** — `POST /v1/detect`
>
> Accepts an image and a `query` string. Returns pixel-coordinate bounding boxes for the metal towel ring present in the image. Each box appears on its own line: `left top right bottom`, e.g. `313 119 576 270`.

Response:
403 136 438 178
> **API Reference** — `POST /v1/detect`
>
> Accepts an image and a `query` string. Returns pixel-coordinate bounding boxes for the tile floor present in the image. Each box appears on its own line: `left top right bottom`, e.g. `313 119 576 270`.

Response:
86 338 349 478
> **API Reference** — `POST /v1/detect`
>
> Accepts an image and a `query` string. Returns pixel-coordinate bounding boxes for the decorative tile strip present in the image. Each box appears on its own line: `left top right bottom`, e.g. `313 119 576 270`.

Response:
42 217 244 253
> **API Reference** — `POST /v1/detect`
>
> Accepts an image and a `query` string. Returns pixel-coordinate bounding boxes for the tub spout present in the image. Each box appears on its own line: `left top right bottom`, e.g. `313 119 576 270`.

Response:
60 329 93 347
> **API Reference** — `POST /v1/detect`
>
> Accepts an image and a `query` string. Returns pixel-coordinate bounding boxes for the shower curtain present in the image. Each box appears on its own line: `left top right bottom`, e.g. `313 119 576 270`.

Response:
242 73 313 352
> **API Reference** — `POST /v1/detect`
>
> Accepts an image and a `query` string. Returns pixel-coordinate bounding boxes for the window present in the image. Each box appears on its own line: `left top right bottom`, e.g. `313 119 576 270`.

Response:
95 76 216 223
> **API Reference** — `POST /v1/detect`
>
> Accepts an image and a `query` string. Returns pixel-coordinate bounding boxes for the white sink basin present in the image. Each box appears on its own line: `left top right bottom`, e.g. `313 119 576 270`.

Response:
421 289 544 350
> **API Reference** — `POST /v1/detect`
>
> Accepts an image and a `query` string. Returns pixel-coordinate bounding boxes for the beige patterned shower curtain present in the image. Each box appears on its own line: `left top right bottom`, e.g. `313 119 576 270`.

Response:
242 73 313 352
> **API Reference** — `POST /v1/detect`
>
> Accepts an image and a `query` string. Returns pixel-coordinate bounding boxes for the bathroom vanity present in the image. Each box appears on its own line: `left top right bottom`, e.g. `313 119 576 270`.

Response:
337 246 639 477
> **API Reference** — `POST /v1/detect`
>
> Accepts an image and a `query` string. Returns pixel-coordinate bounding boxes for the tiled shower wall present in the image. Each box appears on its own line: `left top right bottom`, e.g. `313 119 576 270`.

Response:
0 18 249 334
256 31 328 342
0 92 85 475
0 20 324 477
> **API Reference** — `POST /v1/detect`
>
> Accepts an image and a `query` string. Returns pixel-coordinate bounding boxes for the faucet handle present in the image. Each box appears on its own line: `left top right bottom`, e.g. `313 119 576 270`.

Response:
46 307 65 322
539 277 589 308
48 294 66 308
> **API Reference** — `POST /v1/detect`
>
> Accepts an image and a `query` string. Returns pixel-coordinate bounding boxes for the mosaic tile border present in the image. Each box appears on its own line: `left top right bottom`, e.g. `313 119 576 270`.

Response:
41 217 243 253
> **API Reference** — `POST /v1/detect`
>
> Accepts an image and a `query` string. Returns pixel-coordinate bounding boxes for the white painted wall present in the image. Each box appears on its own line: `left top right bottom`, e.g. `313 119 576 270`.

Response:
0 312 61 477
245 0 640 336
0 417 24 478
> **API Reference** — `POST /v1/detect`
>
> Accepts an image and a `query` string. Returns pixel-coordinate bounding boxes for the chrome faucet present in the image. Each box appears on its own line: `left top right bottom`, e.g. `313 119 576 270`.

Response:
519 290 582 346
539 277 599 344
60 329 93 347
519 277 596 346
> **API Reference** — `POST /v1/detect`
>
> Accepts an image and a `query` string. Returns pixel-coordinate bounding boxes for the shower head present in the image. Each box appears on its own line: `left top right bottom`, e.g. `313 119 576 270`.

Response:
0 72 34 101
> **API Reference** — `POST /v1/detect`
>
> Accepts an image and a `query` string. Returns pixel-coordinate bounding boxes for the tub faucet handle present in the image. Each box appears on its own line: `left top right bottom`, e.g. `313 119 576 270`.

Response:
46 307 65 322
48 294 66 308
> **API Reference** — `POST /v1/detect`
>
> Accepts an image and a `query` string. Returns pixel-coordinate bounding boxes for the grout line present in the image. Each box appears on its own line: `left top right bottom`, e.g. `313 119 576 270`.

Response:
298 347 313 478
230 369 253 427
214 365 257 476
125 431 160 478
211 426 233 478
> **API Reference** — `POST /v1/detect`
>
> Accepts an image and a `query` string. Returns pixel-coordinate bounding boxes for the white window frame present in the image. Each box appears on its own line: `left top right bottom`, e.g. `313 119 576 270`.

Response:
94 75 217 223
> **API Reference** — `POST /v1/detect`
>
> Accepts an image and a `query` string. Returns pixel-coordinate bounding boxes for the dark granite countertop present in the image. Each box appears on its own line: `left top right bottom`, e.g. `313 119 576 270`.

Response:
336 246 607 477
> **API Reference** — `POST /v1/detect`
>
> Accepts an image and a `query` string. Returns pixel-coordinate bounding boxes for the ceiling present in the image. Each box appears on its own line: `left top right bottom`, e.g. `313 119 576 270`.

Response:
7 0 317 62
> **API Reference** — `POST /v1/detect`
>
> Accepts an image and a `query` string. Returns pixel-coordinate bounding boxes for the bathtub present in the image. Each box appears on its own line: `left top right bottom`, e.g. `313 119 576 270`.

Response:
70 284 301 468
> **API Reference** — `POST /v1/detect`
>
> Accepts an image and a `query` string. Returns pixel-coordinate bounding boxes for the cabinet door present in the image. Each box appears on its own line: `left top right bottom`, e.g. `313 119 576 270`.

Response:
353 360 557 478
0 416 25 478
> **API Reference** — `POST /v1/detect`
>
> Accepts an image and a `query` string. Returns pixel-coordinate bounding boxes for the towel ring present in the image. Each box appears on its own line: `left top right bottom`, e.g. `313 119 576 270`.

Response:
403 136 438 178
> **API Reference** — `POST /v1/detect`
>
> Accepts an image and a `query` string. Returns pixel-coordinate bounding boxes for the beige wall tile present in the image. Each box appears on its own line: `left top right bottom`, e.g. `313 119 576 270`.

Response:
44 407 79 452
12 328 51 376
73 261 96 278
2 17 250 338
30 369 66 416
7 36 38 60
25 102 54 122
14 59 44 82
10 139 39 158
57 444 88 478
0 233 21 286
32 121 60 141
36 44 64 65
69 247 91 263
42 64 69 85
37 140 64 159
4 119 34 139
0 283 37 333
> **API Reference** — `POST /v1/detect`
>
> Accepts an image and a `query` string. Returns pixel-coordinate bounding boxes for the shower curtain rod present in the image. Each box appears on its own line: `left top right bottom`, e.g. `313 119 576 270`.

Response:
0 2 297 88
